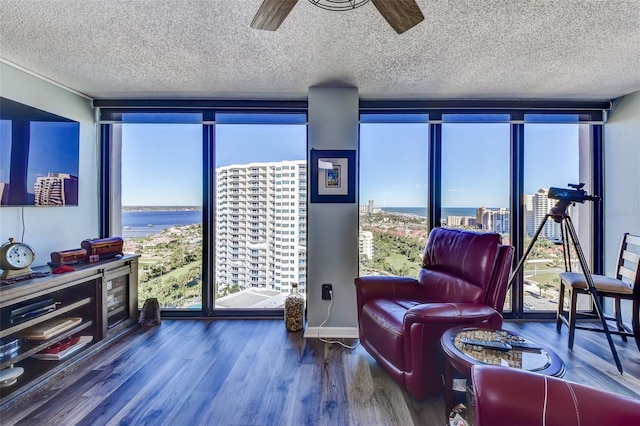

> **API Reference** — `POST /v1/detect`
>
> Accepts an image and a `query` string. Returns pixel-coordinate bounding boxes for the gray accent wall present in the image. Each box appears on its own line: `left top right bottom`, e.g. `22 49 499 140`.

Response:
0 62 98 267
306 87 360 331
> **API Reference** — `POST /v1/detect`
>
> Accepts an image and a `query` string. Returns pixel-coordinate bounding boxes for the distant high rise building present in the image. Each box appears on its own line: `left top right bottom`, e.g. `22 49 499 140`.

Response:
524 194 535 236
359 230 374 260
476 207 489 230
492 208 510 234
215 160 307 294
533 188 562 239
447 215 476 228
360 199 382 215
34 173 78 206
475 207 508 233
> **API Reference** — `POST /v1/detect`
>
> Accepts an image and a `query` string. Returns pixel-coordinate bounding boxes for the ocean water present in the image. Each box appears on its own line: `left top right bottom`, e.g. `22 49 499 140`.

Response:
381 207 483 218
122 210 202 238
121 207 486 238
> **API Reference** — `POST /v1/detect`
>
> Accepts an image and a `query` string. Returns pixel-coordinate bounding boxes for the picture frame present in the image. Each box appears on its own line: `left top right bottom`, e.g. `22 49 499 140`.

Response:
310 149 356 203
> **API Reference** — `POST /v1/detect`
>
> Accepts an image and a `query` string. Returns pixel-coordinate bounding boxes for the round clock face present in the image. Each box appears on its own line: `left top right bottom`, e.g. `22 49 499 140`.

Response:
6 244 35 269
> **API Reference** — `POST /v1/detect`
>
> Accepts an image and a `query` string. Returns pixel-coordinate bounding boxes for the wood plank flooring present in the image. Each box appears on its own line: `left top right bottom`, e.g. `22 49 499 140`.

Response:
1 319 639 426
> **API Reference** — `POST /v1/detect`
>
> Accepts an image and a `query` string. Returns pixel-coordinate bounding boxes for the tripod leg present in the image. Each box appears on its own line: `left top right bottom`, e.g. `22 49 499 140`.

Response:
508 214 552 292
561 222 571 272
564 216 623 374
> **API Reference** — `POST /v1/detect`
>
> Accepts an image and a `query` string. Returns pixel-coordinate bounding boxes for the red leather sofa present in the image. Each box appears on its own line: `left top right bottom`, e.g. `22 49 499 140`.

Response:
354 227 514 399
472 364 640 425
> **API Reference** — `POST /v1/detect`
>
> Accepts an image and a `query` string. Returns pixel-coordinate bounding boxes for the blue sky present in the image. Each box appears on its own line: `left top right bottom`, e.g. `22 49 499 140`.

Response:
359 123 429 207
122 124 203 206
120 118 581 208
121 123 306 206
360 121 579 208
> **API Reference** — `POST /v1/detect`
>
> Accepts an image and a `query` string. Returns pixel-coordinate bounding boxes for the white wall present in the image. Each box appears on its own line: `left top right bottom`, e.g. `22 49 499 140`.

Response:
0 62 98 268
603 90 640 320
305 87 360 337
604 90 640 272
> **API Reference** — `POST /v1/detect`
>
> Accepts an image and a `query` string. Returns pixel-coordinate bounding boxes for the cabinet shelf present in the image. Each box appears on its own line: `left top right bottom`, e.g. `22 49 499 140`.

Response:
0 254 139 405
0 320 94 370
107 305 126 319
0 297 93 340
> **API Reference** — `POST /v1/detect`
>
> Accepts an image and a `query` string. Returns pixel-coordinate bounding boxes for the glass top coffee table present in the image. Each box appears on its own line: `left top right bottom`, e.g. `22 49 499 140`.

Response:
441 326 565 420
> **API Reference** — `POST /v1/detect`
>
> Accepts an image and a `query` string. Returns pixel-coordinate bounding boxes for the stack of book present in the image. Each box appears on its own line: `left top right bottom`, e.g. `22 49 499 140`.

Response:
31 336 93 361
22 317 82 341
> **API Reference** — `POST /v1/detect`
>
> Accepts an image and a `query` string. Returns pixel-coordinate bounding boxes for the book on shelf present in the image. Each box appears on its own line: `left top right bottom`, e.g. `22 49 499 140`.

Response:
21 317 82 341
31 335 93 361
9 298 58 325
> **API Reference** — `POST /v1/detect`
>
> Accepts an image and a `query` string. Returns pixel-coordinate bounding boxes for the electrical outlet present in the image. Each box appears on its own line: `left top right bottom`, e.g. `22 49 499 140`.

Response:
321 283 332 300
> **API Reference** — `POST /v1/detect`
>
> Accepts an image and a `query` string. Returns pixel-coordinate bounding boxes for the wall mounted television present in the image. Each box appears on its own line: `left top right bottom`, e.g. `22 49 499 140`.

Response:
0 97 80 207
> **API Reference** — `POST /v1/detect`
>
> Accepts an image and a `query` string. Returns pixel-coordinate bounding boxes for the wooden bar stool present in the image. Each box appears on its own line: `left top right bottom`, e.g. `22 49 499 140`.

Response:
557 233 640 350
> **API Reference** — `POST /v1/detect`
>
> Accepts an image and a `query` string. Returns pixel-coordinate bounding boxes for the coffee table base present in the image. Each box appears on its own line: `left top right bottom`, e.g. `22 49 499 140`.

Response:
441 327 565 424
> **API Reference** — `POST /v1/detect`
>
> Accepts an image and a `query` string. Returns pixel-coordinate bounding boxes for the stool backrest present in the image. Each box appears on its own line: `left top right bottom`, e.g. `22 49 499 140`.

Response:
616 233 640 297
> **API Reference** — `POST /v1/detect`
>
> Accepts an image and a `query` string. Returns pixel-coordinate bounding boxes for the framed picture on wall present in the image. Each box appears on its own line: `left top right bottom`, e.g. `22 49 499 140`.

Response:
310 149 356 203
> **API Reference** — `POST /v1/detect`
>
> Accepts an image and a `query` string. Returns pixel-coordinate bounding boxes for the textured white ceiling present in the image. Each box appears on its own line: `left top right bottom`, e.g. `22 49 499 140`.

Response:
1 0 639 101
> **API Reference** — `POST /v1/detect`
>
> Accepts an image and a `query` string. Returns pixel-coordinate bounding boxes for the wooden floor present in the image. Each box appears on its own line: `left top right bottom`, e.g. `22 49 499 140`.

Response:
1 319 639 426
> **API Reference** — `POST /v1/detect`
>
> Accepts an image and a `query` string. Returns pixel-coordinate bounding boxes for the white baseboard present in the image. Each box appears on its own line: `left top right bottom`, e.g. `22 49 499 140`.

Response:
303 326 359 339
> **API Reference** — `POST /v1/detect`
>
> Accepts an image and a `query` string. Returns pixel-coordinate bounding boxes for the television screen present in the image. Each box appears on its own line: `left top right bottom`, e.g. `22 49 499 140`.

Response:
0 97 80 206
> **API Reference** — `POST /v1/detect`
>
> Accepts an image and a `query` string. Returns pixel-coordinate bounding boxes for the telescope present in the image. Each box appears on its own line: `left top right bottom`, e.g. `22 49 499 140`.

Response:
548 183 599 204
510 182 622 374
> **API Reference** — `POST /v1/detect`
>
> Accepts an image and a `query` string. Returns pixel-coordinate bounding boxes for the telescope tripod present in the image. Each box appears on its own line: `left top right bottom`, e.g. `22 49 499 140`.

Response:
508 207 623 374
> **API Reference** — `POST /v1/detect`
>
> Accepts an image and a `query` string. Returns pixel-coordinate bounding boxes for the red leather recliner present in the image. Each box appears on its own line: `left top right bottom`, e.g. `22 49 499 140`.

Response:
472 364 640 425
354 227 514 399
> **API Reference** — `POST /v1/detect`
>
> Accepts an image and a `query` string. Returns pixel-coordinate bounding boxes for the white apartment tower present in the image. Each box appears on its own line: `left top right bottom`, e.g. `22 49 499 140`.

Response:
533 188 562 239
475 207 509 234
359 230 374 260
524 194 535 236
215 160 307 294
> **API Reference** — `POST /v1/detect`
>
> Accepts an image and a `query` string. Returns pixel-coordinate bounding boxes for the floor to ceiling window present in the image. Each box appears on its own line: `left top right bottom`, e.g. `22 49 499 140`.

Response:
100 105 308 317
101 102 604 319
522 115 593 313
358 114 429 277
116 113 203 311
441 115 511 310
214 113 307 309
357 103 604 319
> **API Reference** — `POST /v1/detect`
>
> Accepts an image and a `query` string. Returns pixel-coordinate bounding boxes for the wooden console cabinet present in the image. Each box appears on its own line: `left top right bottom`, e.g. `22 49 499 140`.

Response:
0 255 139 404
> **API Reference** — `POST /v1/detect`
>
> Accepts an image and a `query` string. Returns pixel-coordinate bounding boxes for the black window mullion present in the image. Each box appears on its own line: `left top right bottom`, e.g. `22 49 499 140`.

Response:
202 124 215 316
99 123 111 238
510 118 525 317
592 124 604 275
429 116 442 230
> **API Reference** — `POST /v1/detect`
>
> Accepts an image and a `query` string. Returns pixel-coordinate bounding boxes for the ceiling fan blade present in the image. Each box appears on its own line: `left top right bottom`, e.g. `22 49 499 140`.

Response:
371 0 424 34
251 0 299 31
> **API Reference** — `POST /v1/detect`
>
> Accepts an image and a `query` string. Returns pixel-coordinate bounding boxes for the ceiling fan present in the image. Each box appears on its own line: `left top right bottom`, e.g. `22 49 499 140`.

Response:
250 0 424 34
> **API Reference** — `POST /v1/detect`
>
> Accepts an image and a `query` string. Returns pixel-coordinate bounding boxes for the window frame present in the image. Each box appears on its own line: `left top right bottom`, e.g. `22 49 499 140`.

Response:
360 101 607 319
98 101 308 318
98 99 607 320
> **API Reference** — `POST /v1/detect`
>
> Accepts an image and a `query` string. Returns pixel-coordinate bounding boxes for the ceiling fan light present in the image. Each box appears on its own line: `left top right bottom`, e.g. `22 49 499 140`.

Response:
307 0 371 12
